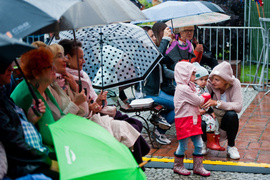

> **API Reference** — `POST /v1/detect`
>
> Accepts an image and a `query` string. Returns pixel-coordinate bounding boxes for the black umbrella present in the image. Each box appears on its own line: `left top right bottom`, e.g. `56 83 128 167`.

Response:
0 34 40 115
0 34 35 63
0 0 81 39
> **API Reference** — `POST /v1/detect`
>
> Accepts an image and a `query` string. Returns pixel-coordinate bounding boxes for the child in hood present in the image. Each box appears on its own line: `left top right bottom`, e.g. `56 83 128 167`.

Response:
173 61 210 177
193 62 225 155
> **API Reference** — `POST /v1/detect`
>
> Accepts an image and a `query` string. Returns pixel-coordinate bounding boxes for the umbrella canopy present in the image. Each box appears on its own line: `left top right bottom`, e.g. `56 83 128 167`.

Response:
39 0 147 34
132 1 227 24
48 114 146 180
166 12 230 28
0 0 146 39
0 0 81 38
51 23 163 89
0 33 36 63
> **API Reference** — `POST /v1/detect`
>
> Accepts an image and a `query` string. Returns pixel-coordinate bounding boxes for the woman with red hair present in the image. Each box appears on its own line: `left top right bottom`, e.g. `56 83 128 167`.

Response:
11 47 64 148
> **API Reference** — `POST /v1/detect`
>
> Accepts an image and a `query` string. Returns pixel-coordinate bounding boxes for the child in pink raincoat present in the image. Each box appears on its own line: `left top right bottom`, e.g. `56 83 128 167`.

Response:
173 61 211 177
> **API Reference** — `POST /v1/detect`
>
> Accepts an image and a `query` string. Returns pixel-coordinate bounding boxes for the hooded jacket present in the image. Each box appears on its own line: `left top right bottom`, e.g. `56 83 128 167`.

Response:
174 62 205 140
207 61 243 113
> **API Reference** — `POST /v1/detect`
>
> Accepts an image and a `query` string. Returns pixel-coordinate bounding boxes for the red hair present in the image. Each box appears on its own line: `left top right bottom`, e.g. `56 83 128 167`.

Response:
20 47 54 79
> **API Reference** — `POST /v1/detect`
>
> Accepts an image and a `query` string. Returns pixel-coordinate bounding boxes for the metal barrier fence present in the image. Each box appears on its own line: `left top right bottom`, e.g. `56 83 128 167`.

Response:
197 25 269 91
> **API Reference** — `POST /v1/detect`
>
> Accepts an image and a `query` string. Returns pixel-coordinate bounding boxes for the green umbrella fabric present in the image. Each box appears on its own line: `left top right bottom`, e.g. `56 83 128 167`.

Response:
48 114 146 180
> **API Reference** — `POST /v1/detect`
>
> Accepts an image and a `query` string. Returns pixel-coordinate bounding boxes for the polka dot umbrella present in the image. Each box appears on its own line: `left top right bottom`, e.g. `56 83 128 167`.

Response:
52 23 163 90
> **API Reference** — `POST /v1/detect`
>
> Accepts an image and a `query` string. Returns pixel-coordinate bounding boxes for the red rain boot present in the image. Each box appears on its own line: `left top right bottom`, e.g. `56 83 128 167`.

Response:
206 133 224 151
215 134 225 151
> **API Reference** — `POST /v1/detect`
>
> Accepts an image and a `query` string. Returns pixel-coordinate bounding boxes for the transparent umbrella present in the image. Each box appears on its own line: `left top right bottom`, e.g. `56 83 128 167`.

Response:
132 1 229 28
51 23 162 90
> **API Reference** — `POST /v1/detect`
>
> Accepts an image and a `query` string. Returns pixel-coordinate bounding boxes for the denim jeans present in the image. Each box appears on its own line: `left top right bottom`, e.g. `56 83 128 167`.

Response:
175 135 203 156
145 90 175 134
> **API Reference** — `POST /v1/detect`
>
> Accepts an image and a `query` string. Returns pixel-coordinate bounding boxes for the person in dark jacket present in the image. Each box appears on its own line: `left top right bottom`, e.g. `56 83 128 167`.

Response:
138 24 175 145
0 58 59 179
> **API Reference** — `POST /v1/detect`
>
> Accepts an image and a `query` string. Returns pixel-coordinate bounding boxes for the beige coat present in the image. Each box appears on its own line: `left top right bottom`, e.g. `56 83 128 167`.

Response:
48 81 139 148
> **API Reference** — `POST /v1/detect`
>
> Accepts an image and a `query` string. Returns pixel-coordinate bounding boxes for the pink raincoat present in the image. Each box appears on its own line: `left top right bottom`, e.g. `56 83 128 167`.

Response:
174 61 205 140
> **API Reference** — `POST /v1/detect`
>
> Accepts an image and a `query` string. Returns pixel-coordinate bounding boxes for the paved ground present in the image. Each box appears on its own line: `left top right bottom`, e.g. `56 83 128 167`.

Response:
144 168 270 180
119 87 270 179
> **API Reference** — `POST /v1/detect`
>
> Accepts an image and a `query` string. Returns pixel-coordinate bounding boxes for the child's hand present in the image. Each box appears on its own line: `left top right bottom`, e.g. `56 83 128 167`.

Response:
211 112 216 119
199 109 206 115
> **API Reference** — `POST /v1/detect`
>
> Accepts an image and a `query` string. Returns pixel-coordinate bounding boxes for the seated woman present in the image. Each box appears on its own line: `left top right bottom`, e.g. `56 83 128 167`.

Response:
1 59 58 179
202 61 243 159
48 43 140 149
11 47 64 148
57 40 150 167
141 23 175 145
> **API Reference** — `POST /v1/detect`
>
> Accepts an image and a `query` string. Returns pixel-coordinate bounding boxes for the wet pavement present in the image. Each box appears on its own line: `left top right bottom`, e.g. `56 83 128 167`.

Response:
120 87 270 178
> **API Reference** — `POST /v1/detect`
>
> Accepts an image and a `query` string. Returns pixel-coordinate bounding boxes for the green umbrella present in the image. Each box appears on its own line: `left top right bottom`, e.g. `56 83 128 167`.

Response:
48 114 146 180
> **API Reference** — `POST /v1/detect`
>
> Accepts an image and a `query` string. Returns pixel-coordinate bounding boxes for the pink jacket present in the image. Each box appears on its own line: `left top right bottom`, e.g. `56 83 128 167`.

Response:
174 61 205 140
207 61 243 113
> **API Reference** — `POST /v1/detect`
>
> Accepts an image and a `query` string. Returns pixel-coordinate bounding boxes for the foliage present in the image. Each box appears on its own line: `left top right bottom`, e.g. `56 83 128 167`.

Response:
139 0 153 9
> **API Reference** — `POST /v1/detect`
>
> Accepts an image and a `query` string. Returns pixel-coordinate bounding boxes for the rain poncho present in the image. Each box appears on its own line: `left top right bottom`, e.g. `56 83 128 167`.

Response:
174 61 205 140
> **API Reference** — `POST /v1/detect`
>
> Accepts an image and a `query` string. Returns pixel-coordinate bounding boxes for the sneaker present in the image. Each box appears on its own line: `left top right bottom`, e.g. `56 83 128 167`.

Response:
149 114 171 130
201 142 207 155
153 130 171 145
227 146 240 159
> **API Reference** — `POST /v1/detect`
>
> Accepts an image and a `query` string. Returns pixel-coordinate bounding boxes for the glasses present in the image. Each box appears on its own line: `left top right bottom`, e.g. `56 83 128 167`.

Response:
183 30 194 33
44 65 55 72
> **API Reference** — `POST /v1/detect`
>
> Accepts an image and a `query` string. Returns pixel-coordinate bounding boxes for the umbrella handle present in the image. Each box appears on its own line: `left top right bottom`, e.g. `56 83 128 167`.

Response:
14 59 41 116
137 160 151 168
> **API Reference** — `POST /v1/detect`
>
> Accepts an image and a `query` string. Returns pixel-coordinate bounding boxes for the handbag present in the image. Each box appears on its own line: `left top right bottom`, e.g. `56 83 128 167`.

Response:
211 91 226 126
212 107 226 126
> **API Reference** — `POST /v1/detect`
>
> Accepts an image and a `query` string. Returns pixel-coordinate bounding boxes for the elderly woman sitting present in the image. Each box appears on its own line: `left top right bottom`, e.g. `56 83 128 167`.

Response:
48 43 140 149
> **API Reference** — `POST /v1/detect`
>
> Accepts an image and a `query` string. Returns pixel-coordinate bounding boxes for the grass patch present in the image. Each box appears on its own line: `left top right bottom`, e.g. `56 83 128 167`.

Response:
241 63 270 83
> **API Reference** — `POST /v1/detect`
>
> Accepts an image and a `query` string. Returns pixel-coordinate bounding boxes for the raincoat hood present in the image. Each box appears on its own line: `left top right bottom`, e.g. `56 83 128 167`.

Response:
174 61 197 91
209 61 235 85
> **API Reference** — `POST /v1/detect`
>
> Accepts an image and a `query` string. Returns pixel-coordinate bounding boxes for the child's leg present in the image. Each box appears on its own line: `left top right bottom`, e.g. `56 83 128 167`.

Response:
190 135 211 177
190 135 204 155
203 114 225 151
175 137 189 156
203 114 216 133
174 137 191 176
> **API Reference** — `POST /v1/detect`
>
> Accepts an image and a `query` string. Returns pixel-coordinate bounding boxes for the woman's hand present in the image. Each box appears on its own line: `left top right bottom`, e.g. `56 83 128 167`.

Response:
74 89 87 106
201 99 217 109
88 99 102 114
95 90 108 106
62 72 78 92
195 43 203 53
27 99 45 124
163 27 172 38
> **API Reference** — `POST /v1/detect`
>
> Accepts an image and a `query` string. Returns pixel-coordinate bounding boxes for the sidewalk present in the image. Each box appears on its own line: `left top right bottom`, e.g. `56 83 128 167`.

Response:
121 87 270 166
